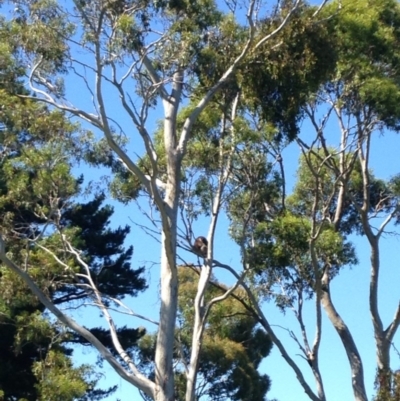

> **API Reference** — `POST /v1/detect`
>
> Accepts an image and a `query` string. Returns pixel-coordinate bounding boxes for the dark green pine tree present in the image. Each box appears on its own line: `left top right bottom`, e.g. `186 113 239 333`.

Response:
57 194 147 303
0 182 148 401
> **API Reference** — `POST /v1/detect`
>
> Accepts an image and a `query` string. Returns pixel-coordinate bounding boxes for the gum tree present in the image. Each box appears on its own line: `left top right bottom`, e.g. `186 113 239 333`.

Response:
0 1 323 401
228 1 400 400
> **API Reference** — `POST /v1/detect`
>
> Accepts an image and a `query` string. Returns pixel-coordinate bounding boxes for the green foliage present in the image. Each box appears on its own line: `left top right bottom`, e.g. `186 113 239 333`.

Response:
11 0 74 76
3 0 400 399
33 350 90 401
0 312 87 401
325 0 400 130
177 268 272 401
238 146 366 309
60 194 148 300
289 149 400 236
192 14 244 92
373 369 400 401
242 2 338 140
138 267 272 401
0 278 116 401
0 80 146 400
0 193 141 398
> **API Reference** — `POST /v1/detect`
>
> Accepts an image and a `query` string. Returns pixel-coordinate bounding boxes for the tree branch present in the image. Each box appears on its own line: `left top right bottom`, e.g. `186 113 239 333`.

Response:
0 237 155 398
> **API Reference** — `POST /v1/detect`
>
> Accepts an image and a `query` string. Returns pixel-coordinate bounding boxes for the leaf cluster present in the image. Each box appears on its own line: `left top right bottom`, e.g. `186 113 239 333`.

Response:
242 3 338 140
326 0 400 130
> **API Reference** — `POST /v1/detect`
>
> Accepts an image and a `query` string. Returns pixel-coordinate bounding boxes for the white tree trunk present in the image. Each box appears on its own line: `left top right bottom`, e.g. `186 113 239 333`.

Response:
185 264 213 401
154 85 181 399
155 232 179 401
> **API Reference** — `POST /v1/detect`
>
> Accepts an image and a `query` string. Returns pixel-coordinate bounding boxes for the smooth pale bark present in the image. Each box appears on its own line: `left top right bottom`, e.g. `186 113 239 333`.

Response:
185 263 213 401
155 232 179 401
304 105 369 401
185 96 240 401
153 74 182 399
211 260 322 401
154 172 179 401
357 134 400 384
320 287 367 401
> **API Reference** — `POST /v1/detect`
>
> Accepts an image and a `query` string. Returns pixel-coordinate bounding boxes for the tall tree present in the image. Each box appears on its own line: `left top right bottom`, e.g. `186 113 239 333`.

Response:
0 1 316 401
227 1 400 401
0 1 376 401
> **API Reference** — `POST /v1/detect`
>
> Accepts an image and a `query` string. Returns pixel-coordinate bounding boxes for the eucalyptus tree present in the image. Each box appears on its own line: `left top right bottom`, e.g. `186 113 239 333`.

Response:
298 1 400 399
226 1 400 401
0 1 327 401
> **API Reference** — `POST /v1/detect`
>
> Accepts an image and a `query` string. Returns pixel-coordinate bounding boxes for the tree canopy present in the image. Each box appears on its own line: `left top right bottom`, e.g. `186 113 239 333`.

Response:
1 0 400 401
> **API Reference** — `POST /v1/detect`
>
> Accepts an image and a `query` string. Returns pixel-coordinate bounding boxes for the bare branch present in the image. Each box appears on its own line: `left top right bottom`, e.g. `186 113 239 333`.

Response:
213 261 321 401
254 0 302 50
